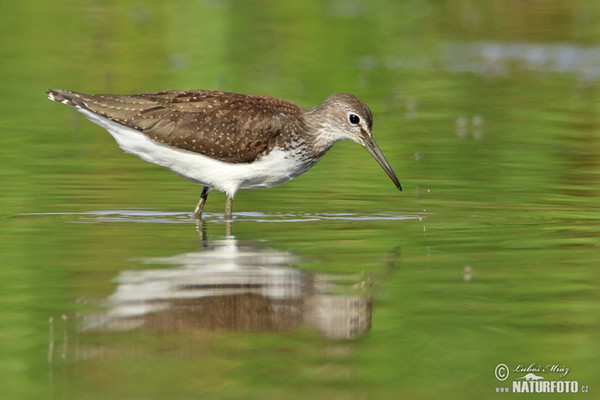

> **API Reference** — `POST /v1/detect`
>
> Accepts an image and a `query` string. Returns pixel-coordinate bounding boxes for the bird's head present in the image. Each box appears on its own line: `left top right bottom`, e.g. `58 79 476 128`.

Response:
308 93 402 191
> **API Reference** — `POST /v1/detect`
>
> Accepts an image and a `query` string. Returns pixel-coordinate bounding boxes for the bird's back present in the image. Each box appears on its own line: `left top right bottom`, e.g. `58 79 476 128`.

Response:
47 89 306 163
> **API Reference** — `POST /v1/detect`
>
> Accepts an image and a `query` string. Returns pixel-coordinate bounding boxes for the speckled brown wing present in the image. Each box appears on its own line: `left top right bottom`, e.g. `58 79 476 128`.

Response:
49 90 305 163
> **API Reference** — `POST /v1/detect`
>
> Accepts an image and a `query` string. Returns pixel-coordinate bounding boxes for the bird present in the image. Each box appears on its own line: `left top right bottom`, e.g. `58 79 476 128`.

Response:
47 89 402 220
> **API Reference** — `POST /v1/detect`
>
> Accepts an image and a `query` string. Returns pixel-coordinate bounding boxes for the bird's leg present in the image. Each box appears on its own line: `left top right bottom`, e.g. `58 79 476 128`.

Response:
224 196 233 221
193 186 211 220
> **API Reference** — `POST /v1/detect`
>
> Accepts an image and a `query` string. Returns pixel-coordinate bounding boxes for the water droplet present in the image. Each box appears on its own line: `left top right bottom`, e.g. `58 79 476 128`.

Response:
456 117 468 138
463 265 473 282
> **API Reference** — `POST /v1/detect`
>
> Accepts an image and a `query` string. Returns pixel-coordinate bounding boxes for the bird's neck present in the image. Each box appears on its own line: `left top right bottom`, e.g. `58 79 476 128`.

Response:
303 106 345 155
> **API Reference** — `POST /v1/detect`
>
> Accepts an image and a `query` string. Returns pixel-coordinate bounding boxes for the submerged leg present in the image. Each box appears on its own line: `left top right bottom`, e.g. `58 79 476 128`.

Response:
195 217 208 242
224 196 233 221
225 219 232 237
193 186 211 220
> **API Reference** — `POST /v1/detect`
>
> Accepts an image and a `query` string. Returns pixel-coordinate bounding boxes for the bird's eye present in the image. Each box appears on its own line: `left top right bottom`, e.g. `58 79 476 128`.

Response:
349 113 360 124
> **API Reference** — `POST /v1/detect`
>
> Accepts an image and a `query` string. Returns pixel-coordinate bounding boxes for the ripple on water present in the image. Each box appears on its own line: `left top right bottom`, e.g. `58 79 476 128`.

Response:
17 210 427 224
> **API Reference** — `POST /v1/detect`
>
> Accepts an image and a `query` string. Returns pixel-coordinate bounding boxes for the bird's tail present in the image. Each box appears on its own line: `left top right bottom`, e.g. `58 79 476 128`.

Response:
47 89 83 107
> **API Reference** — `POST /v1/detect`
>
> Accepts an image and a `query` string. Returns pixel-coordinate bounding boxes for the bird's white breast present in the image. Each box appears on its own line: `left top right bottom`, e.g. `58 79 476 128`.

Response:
77 108 313 198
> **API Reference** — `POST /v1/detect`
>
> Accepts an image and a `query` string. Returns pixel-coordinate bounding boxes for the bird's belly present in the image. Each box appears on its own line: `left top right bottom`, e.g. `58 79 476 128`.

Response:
237 149 314 190
78 108 315 197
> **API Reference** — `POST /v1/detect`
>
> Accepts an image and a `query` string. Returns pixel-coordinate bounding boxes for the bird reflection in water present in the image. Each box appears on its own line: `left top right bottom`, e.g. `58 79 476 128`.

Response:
83 225 388 340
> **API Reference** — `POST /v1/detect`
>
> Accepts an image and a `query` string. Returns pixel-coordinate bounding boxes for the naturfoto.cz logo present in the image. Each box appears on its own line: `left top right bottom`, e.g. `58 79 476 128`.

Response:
494 363 589 394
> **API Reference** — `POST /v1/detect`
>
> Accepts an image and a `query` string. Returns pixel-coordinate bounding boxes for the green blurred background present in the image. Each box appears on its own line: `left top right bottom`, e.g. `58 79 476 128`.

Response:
1 1 599 399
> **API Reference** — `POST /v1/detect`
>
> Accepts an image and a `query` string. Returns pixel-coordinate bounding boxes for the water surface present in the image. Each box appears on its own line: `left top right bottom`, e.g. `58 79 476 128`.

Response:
1 1 599 399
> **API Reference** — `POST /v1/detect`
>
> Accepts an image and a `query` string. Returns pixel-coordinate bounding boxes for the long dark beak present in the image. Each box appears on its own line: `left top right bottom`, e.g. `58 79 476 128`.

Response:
362 137 402 191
